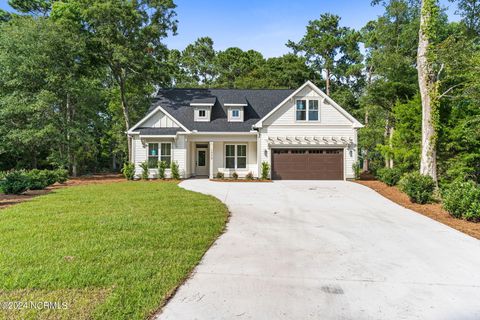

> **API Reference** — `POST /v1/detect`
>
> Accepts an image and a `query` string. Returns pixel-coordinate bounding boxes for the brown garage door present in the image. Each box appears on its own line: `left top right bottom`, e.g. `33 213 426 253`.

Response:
271 149 344 180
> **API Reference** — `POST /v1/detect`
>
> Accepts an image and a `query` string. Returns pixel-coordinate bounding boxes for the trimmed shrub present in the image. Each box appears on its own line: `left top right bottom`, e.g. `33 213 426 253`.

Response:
261 161 270 180
26 169 50 190
246 172 254 180
399 172 435 204
140 162 149 180
171 161 180 180
121 163 135 180
232 172 238 180
55 169 69 184
215 171 224 179
376 167 402 186
352 162 361 180
442 180 480 221
1 171 30 194
158 161 168 179
43 170 58 186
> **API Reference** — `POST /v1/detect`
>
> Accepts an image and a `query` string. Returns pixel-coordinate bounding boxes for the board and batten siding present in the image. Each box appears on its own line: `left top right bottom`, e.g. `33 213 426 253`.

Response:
141 109 179 128
259 86 358 179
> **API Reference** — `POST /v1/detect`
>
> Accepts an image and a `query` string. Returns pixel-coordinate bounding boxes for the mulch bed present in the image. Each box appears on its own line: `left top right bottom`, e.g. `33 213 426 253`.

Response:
0 174 125 210
355 180 480 240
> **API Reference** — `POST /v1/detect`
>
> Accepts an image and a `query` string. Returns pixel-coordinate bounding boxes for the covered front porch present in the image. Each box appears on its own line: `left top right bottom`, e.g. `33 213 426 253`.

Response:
183 132 258 179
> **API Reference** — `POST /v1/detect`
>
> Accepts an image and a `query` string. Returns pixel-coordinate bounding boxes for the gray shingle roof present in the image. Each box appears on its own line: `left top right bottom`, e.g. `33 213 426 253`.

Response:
138 127 184 135
148 88 295 132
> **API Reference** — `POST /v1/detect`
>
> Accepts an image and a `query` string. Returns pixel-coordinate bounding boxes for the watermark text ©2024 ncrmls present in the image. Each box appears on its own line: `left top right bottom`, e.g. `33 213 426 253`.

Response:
1 301 68 310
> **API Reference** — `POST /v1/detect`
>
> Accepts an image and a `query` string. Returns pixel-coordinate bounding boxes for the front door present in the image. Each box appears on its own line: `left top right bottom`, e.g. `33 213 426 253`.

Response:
196 148 208 176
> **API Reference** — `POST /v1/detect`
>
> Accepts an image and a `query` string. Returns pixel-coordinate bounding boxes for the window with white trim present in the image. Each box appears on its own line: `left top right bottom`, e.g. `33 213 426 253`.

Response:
198 109 206 118
148 142 171 168
225 144 247 169
308 100 319 121
296 99 319 121
232 109 240 118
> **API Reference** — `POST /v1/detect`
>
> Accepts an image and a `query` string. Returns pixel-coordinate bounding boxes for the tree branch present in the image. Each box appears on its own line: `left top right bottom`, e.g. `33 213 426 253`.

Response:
438 83 463 99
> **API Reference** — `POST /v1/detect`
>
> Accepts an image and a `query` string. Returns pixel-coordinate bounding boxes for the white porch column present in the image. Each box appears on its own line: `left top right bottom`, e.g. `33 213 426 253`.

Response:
209 141 214 179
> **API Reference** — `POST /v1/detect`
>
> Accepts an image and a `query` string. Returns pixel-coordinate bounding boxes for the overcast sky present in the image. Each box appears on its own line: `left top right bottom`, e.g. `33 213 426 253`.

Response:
0 0 460 58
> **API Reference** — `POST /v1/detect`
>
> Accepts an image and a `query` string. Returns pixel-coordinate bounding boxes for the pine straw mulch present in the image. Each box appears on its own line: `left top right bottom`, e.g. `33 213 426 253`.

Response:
0 174 125 210
355 180 480 240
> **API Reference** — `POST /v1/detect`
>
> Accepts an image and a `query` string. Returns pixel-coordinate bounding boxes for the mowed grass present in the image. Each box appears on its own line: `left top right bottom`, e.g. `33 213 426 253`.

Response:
0 181 228 319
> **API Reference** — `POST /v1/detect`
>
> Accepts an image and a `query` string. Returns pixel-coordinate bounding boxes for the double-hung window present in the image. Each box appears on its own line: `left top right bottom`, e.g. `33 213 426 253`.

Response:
198 109 206 118
148 142 171 168
225 144 247 169
232 109 240 118
296 100 306 121
296 99 319 121
308 100 319 121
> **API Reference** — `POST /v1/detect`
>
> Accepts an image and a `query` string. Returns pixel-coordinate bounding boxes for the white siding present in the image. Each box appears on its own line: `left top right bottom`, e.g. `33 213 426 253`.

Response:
132 136 187 179
260 84 358 179
142 110 179 128
211 141 258 178
264 89 351 126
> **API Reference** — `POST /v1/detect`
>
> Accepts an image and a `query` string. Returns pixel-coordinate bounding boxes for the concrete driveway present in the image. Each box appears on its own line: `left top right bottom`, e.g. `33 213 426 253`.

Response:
157 180 480 320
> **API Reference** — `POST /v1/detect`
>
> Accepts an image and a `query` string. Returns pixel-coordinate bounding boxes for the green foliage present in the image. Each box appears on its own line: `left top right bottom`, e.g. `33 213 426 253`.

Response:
121 163 135 180
171 161 180 180
55 169 69 184
140 162 149 180
215 171 224 179
376 167 403 186
232 172 239 180
1 171 30 194
246 172 254 180
261 161 270 180
442 180 480 221
399 172 436 204
352 162 361 179
25 169 50 190
158 161 168 179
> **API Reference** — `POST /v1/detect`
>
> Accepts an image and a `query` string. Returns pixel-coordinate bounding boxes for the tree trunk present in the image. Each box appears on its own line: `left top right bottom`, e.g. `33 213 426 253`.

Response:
362 108 369 172
389 126 394 169
118 71 132 162
325 68 331 96
384 116 391 168
417 0 438 182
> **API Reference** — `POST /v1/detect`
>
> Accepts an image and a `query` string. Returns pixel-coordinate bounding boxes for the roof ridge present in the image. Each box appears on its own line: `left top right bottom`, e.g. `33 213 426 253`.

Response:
157 87 296 91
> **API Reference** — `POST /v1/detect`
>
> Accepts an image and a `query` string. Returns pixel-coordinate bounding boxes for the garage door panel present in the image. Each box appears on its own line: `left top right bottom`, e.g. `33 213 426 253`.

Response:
272 149 343 180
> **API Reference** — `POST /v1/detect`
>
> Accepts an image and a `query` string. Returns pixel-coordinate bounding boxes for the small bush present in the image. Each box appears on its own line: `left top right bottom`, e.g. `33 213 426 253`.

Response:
171 161 180 180
26 169 50 190
352 162 361 180
261 161 270 180
246 172 254 180
44 170 58 186
376 167 402 186
215 171 224 179
158 161 168 179
55 169 69 183
232 172 238 180
121 163 136 180
442 180 480 221
140 162 149 180
399 172 435 204
1 171 30 194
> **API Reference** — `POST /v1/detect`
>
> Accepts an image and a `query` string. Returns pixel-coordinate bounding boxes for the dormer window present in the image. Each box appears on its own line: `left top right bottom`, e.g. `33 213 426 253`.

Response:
199 109 206 118
190 97 215 122
232 109 240 119
226 103 246 122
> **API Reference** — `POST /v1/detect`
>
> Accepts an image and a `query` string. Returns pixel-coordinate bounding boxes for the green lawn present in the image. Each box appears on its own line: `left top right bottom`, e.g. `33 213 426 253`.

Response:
0 181 228 320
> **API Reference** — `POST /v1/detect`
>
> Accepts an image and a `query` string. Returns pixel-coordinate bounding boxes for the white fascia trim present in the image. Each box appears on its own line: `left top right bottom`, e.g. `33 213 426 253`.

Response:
128 105 191 134
178 131 257 135
224 103 248 107
190 103 215 107
139 135 176 138
254 80 363 128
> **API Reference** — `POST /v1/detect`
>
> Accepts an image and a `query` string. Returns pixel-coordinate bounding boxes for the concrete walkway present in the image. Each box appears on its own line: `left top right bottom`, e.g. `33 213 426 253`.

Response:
157 180 480 320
